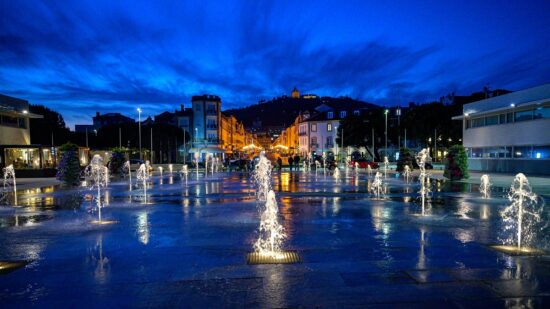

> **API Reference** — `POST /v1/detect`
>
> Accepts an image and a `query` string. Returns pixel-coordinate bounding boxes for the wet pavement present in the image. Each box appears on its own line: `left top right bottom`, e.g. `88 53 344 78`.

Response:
1 170 549 308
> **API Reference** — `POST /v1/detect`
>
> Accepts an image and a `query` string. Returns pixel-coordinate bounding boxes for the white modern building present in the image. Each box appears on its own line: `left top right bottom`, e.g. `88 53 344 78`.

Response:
453 83 550 175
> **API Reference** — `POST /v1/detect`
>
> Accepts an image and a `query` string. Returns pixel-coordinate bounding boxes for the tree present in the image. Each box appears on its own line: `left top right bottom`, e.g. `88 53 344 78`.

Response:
109 147 127 177
444 145 469 180
29 105 71 146
56 143 81 186
396 147 414 172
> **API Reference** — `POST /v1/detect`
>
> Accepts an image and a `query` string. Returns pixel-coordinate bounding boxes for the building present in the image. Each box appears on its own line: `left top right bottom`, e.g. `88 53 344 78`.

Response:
291 86 300 98
93 112 134 129
297 105 364 156
0 94 47 170
453 83 550 175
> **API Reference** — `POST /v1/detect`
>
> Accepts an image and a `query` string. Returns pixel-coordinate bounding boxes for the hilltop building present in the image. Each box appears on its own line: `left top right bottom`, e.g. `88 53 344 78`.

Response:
291 87 300 98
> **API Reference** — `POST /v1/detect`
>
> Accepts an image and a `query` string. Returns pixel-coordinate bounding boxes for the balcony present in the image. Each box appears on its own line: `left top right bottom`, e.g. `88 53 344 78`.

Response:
298 132 307 136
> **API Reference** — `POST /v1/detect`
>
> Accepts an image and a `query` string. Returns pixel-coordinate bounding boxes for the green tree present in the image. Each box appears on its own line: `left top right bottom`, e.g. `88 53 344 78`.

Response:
56 143 81 186
109 147 127 177
396 147 414 172
444 145 469 180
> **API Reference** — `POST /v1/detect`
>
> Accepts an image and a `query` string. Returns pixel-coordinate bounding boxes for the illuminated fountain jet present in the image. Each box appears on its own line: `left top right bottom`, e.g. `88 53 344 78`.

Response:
2 164 17 205
180 164 189 186
493 173 545 255
247 152 299 264
480 174 491 199
84 155 115 224
415 148 432 216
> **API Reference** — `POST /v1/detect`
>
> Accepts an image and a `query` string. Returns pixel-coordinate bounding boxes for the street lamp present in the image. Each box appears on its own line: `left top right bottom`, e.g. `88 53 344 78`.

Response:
137 108 142 160
384 109 389 159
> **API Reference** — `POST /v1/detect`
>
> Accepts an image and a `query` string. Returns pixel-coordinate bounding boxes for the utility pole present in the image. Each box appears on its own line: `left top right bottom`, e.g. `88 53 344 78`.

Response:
119 127 122 148
384 109 388 159
150 127 153 163
183 129 186 164
137 108 142 160
341 127 344 162
404 129 407 149
371 128 375 161
85 128 89 148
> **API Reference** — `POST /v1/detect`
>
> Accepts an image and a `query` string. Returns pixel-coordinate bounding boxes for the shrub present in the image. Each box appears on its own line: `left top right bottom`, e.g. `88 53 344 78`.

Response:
109 147 127 176
56 143 81 186
396 147 414 172
444 145 469 180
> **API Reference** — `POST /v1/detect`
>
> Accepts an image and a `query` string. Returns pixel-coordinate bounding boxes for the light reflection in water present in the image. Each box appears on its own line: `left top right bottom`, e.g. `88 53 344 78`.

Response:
417 227 427 271
371 205 392 238
480 204 490 220
137 212 150 245
453 228 474 243
89 234 110 284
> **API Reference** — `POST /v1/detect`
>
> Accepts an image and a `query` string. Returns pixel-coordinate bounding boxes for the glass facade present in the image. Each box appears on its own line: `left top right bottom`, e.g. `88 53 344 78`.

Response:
466 104 549 129
4 148 40 169
467 145 550 159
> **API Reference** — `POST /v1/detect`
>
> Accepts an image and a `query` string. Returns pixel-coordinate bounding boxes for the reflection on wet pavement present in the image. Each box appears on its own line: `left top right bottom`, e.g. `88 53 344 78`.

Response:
0 171 549 307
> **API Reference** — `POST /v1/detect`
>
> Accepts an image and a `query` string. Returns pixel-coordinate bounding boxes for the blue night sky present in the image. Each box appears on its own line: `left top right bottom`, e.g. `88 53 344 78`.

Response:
1 0 549 129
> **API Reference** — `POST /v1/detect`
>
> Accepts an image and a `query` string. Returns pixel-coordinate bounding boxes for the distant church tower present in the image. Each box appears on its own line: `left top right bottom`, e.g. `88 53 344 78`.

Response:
291 86 300 98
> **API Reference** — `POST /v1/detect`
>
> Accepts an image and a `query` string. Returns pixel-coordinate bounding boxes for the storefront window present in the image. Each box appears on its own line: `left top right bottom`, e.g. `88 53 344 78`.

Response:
513 146 532 158
470 148 483 158
485 115 499 126
4 148 40 169
532 145 550 159
533 106 550 120
42 148 55 168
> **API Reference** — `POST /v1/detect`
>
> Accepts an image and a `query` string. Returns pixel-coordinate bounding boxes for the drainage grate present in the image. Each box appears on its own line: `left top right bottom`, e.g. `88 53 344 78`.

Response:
246 251 301 265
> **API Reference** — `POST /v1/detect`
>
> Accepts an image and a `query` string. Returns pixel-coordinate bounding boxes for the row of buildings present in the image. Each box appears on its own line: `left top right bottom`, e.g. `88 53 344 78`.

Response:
75 95 258 161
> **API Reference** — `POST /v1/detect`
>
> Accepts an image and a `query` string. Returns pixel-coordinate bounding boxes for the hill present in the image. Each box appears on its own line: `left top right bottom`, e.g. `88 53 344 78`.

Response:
224 96 379 129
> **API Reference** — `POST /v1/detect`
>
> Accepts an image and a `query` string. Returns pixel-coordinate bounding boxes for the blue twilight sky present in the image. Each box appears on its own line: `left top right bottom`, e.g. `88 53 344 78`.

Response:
1 0 549 129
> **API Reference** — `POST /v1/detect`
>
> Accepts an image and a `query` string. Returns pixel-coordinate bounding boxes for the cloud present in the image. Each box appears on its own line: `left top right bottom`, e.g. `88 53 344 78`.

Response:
0 0 549 128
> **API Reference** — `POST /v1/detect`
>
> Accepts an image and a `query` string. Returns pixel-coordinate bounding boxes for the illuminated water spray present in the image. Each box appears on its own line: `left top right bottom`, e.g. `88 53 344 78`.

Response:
403 165 412 183
370 171 384 197
194 153 200 178
158 166 163 178
2 164 16 205
315 160 321 176
123 161 132 188
480 174 491 199
367 164 372 176
252 152 286 258
383 156 389 178
84 155 110 223
333 167 340 181
500 173 544 250
180 164 189 186
137 161 150 203
415 148 432 216
322 152 327 177
168 164 173 175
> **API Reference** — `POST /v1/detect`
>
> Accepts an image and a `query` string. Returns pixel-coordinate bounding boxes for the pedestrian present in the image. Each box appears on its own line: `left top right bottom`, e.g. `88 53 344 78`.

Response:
288 156 294 171
277 157 283 171
294 155 300 171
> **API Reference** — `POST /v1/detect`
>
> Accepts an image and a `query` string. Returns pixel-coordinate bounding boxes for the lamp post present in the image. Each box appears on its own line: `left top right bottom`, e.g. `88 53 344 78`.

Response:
137 108 142 160
384 109 389 159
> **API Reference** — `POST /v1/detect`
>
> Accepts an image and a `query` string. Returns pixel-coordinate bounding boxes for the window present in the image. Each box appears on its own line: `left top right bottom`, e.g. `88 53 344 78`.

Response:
534 106 550 119
194 103 201 111
311 124 317 132
340 111 347 118
327 123 332 132
353 110 360 116
311 136 317 145
470 148 483 158
327 112 333 119
499 114 506 124
533 145 550 159
466 120 471 129
471 118 485 128
326 136 333 147
485 115 499 126
506 112 514 123
4 148 40 169
514 110 533 122
513 146 532 158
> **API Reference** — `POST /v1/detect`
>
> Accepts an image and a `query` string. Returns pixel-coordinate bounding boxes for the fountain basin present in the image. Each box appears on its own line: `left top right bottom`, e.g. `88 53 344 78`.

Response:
247 251 301 265
489 245 545 256
90 220 119 225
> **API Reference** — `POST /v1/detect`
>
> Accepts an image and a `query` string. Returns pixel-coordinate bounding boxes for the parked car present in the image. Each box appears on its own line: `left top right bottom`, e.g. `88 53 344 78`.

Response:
349 158 379 169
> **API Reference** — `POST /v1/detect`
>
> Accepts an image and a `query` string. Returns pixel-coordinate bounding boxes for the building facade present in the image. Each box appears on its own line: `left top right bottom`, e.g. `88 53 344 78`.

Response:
454 83 550 175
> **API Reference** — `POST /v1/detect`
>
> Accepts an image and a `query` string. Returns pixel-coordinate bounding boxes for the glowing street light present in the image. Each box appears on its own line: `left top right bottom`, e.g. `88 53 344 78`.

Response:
384 109 389 159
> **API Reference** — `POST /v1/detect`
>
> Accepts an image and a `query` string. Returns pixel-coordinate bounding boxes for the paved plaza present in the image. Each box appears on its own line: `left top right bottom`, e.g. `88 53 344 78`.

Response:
1 170 549 308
